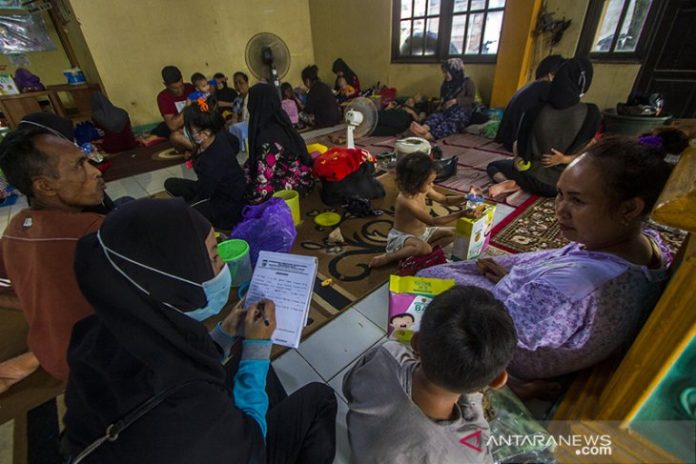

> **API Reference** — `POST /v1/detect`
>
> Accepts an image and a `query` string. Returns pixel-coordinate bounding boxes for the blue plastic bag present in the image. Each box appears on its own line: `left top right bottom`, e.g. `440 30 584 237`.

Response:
230 197 296 265
75 121 100 145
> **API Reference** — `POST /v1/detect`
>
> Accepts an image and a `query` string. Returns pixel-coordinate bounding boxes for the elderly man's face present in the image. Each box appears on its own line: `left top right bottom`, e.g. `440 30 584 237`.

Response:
33 135 105 209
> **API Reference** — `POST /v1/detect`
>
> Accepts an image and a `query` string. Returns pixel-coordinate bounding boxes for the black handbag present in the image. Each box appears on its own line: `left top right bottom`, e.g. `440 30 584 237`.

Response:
319 162 386 206
67 380 200 463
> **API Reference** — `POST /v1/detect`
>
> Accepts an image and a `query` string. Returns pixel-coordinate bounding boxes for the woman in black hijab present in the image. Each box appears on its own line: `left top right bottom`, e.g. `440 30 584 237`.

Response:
332 58 361 93
90 92 137 153
245 83 314 203
486 58 601 198
64 198 337 464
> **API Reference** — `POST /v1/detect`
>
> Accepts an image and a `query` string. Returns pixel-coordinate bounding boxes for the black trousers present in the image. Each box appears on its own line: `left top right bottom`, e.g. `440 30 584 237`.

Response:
164 177 219 225
486 159 558 197
266 382 337 464
224 354 337 464
164 177 198 202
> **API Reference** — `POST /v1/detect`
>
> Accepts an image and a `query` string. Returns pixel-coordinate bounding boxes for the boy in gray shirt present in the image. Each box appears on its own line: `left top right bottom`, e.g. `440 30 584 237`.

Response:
343 286 517 463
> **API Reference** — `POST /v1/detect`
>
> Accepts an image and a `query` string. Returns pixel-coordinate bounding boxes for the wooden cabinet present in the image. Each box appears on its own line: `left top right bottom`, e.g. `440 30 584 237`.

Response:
0 83 101 129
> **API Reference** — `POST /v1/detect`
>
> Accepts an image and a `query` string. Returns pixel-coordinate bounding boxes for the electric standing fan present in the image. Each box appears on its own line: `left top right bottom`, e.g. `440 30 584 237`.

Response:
343 97 378 148
245 32 290 98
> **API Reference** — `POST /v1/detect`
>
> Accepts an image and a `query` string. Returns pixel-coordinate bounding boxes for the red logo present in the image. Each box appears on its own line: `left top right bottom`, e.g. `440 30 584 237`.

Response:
459 430 483 452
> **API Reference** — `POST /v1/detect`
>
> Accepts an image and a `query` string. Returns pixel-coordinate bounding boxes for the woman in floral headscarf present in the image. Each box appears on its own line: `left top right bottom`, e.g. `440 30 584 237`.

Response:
410 58 476 140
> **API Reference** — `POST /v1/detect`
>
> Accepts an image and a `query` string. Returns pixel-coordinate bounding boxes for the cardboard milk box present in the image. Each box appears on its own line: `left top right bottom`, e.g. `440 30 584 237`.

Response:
388 275 455 343
452 202 497 260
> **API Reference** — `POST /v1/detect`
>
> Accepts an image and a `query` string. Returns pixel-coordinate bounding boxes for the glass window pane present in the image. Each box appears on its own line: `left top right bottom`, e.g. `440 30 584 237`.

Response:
449 14 466 55
413 0 426 17
470 0 486 10
399 20 412 55
412 18 426 55
401 0 413 19
400 0 413 19
489 0 506 8
591 0 626 52
425 17 440 55
453 0 467 13
428 0 441 15
482 11 503 54
465 12 485 54
616 0 653 52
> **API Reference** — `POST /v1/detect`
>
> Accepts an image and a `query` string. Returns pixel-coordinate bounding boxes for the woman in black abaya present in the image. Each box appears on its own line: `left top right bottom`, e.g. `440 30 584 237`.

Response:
64 198 336 464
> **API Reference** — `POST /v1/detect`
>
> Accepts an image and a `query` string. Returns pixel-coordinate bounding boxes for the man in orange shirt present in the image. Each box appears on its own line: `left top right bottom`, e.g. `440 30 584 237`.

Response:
0 125 106 391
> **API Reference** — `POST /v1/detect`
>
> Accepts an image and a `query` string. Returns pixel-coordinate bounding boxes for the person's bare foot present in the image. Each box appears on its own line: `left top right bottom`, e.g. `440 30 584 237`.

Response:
369 254 391 268
488 180 520 198
508 379 563 401
0 352 40 394
409 121 428 137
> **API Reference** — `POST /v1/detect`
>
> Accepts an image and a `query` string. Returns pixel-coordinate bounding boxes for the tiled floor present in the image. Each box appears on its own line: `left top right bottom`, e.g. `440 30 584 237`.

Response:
1 162 393 463
0 161 518 464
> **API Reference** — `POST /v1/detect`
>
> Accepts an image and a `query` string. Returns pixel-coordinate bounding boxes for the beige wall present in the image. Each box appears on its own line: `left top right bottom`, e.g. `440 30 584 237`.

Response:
61 3 103 89
309 0 495 102
308 0 640 109
534 0 642 110
0 12 72 86
70 0 316 126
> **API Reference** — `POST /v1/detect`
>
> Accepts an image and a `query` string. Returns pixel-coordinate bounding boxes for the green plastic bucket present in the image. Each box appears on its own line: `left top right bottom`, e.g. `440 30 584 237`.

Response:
217 239 252 287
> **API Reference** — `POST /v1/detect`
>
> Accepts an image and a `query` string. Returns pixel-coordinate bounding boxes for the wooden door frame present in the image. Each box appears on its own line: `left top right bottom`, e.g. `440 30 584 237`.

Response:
632 0 696 110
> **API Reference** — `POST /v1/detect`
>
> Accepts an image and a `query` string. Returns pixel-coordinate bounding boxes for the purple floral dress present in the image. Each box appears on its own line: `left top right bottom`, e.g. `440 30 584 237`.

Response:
418 229 672 379
244 142 315 204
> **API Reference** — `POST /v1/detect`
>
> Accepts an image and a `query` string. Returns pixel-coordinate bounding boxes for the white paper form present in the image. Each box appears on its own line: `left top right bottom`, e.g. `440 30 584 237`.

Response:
245 251 318 349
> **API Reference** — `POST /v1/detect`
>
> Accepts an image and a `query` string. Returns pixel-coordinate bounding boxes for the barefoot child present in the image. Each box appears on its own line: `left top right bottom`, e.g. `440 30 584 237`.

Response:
370 152 467 268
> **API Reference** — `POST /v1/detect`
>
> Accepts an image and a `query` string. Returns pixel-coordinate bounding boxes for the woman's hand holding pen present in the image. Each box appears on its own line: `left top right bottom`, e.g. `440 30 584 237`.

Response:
245 299 277 340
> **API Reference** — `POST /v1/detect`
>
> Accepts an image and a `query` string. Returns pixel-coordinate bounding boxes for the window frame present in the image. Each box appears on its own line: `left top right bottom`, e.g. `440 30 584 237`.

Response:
391 0 505 64
575 0 661 63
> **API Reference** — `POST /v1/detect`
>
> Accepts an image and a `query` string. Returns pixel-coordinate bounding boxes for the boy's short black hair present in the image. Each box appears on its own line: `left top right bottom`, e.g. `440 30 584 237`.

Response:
0 127 58 198
162 65 182 85
213 72 226 80
190 72 206 85
395 152 435 195
419 285 517 393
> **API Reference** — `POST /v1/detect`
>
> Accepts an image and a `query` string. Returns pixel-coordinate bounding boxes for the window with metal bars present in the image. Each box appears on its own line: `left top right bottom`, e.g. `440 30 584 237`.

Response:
576 0 659 61
391 0 506 64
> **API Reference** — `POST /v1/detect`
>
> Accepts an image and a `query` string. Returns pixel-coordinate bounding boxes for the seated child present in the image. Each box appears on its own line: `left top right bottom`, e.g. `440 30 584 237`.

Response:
213 72 238 118
369 152 467 268
280 82 300 125
188 72 213 102
335 75 358 103
343 285 517 463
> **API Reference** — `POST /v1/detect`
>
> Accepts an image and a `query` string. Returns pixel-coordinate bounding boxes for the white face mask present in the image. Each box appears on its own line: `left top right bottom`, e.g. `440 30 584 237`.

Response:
97 231 231 320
